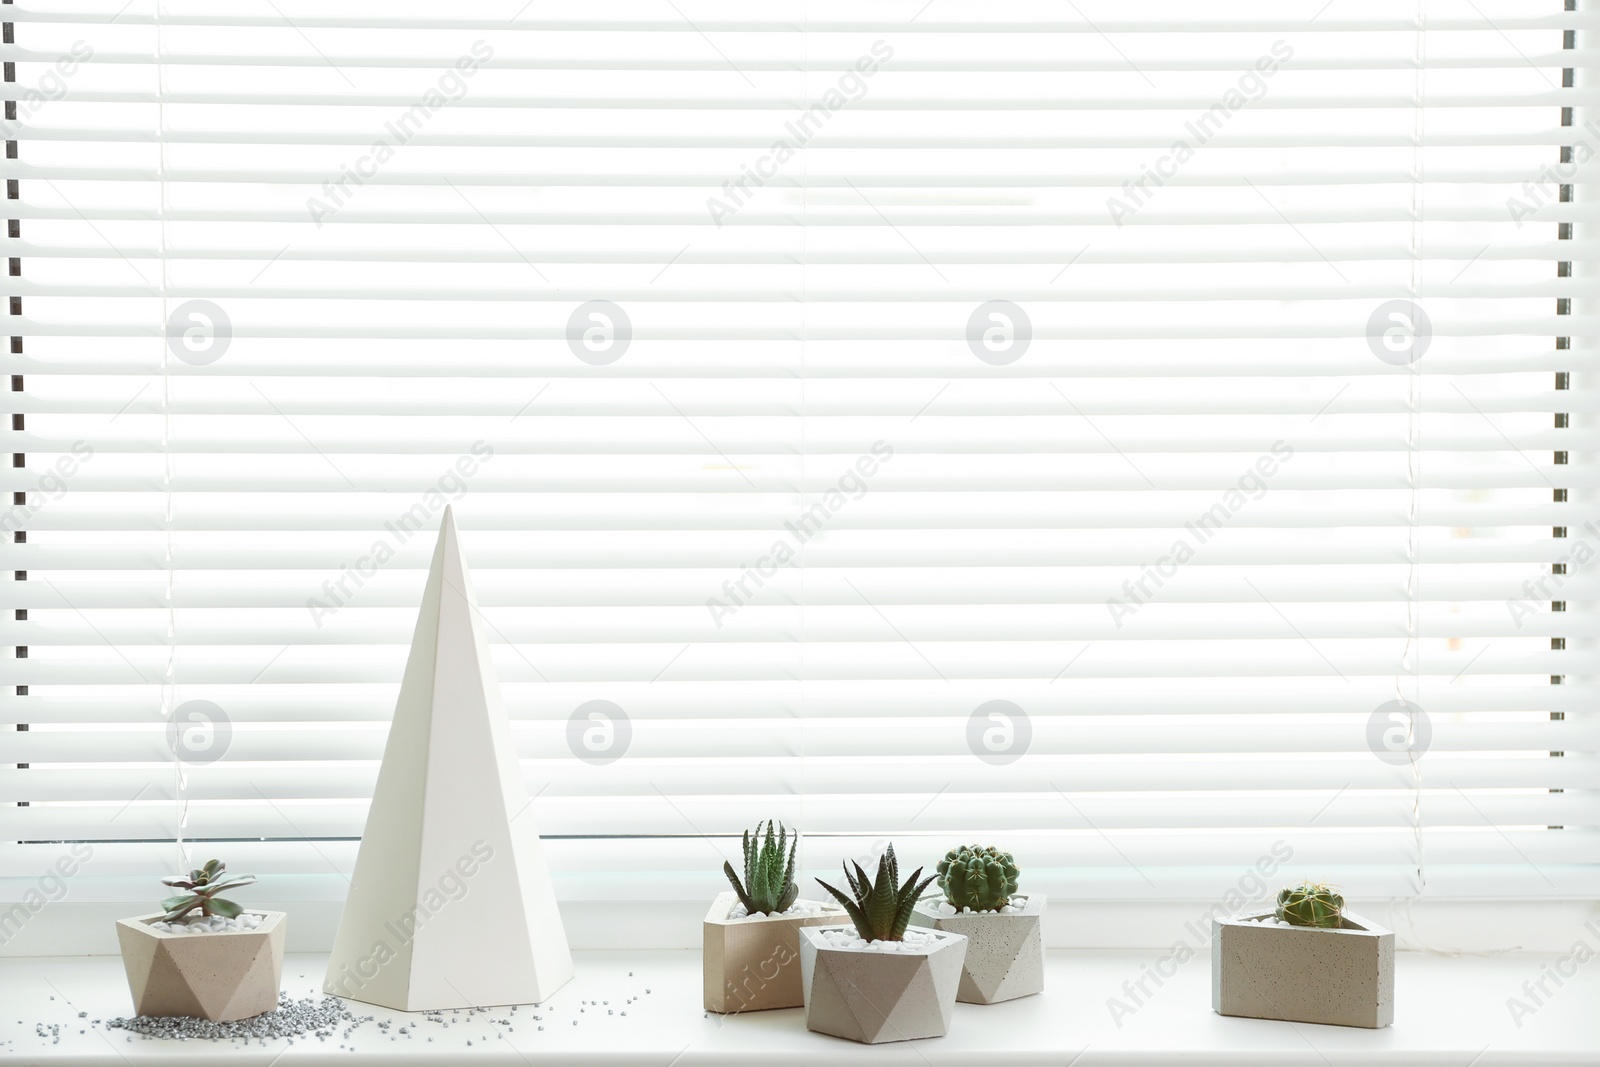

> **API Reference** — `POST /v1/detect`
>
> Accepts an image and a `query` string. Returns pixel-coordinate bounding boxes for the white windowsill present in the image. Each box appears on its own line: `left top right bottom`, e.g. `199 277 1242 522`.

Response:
2 948 1594 1065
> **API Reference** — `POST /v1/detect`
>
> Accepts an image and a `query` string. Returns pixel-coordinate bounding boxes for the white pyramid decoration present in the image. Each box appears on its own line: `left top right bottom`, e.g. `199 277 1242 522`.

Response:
324 506 573 1010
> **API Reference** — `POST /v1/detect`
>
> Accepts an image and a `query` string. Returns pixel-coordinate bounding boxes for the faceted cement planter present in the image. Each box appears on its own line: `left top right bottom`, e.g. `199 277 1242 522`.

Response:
1212 910 1393 1029
797 924 967 1044
703 891 846 1013
116 911 287 1021
909 893 1044 1004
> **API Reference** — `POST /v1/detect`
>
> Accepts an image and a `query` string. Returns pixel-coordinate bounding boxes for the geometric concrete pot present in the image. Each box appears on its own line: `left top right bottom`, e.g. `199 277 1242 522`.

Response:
909 894 1044 1004
1212 909 1393 1029
797 924 967 1044
115 911 287 1021
703 892 847 1013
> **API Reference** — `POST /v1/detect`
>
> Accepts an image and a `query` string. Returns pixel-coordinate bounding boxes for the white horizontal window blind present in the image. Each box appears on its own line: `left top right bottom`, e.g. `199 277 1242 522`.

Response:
3 0 1597 912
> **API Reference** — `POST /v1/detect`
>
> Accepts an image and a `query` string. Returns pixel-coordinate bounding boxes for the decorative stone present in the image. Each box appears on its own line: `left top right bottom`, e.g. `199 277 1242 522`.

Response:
115 911 286 1021
909 893 1044 1004
798 924 967 1044
702 891 846 1013
1212 910 1394 1028
324 507 573 1011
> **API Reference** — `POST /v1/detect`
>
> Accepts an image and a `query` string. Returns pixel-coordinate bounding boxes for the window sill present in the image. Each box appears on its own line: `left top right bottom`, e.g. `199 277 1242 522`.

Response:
2 948 1592 1064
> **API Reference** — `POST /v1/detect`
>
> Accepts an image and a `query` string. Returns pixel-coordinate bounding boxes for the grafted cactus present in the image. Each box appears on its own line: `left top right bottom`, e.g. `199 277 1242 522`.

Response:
936 844 1020 911
1275 881 1345 928
723 821 800 916
815 843 935 942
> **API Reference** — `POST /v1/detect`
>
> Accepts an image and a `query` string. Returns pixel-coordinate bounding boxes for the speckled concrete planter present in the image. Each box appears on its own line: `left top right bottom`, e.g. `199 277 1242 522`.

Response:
116 911 286 1021
798 925 967 1044
909 894 1044 1004
1212 910 1393 1029
702 891 846 1013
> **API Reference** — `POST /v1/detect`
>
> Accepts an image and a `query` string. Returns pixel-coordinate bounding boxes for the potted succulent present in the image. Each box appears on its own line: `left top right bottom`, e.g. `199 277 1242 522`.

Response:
798 843 968 1044
1212 880 1393 1029
703 821 845 1013
115 859 287 1021
910 844 1044 1003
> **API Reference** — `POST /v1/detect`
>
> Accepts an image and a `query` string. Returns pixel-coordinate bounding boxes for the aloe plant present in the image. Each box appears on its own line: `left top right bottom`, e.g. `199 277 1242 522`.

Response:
723 821 799 916
160 859 257 923
1275 880 1344 929
815 843 935 942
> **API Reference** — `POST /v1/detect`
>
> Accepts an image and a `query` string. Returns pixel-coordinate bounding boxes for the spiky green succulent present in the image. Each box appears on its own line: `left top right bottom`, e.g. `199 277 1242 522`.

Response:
936 844 1020 912
815 843 936 942
1275 881 1344 929
723 821 800 916
160 859 256 923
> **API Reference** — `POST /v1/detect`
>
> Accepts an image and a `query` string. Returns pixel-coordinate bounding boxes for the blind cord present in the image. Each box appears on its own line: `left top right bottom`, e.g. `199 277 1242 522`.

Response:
1399 0 1428 898
153 0 186 873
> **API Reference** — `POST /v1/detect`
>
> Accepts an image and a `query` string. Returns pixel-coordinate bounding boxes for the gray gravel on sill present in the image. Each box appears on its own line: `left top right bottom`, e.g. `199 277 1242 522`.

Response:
105 992 365 1042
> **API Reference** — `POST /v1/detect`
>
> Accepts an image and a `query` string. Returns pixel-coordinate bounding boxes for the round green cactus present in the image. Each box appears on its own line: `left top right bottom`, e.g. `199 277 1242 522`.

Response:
936 844 1019 912
1275 881 1345 928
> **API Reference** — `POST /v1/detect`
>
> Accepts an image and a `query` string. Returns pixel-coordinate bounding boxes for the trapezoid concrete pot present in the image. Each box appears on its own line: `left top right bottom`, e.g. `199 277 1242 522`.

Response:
910 893 1044 1004
703 891 847 1013
116 911 287 1021
797 924 967 1044
1212 909 1393 1029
